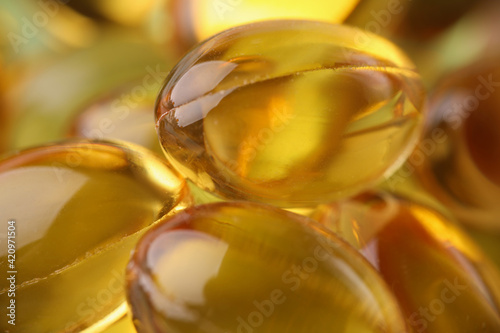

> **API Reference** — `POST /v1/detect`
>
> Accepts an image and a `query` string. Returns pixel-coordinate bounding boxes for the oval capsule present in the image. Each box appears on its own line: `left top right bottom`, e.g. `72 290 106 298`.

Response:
127 202 407 333
0 140 191 332
311 191 500 332
416 58 500 231
156 20 425 207
67 80 164 156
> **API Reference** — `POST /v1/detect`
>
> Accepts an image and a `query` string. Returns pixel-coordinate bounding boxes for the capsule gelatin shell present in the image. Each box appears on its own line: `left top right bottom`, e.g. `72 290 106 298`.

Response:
156 20 425 207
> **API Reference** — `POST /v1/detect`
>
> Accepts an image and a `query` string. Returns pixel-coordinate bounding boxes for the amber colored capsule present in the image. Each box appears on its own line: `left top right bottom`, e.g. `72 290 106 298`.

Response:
0 140 191 333
127 202 408 333
68 81 163 156
156 20 425 207
311 191 500 333
415 58 500 231
172 0 360 47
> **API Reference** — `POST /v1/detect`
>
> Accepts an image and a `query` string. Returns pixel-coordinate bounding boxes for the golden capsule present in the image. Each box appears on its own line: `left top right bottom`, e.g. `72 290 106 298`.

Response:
127 202 407 333
311 191 500 333
156 20 425 207
172 0 360 47
0 140 191 332
68 81 163 156
415 58 500 231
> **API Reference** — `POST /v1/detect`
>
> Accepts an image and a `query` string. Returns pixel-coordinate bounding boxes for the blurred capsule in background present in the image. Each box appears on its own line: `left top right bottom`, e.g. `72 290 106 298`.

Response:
0 140 192 332
127 202 407 333
346 0 485 41
415 57 500 231
43 0 177 50
311 191 500 333
171 0 361 49
408 0 500 87
0 0 99 63
2 31 174 154
345 0 498 90
67 79 164 156
58 0 158 27
156 20 425 207
412 55 500 274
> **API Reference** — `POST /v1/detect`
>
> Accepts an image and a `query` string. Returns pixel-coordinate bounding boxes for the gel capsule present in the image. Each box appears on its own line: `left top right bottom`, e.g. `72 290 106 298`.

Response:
0 140 191 333
172 0 360 47
416 58 500 231
127 202 407 333
68 81 163 155
311 191 500 333
156 20 425 207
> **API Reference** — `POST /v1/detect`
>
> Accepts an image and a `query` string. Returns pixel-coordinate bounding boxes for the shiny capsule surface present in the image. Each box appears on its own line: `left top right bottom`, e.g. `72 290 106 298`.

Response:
156 20 425 207
0 140 191 333
172 0 360 46
416 58 500 230
127 202 407 333
311 191 500 333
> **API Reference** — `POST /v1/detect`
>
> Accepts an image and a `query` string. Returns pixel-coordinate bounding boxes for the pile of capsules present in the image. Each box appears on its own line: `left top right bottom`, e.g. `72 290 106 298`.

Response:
1 1 500 333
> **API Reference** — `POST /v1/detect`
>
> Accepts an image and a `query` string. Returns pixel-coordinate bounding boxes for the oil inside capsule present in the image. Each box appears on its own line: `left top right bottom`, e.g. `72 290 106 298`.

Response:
156 20 425 207
311 191 500 333
0 140 191 332
127 202 407 333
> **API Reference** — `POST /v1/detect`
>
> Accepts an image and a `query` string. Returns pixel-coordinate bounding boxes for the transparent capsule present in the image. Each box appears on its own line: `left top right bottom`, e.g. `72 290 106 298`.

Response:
172 0 360 47
0 140 191 332
127 202 407 333
311 191 500 333
415 58 500 231
68 80 163 156
156 20 425 207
